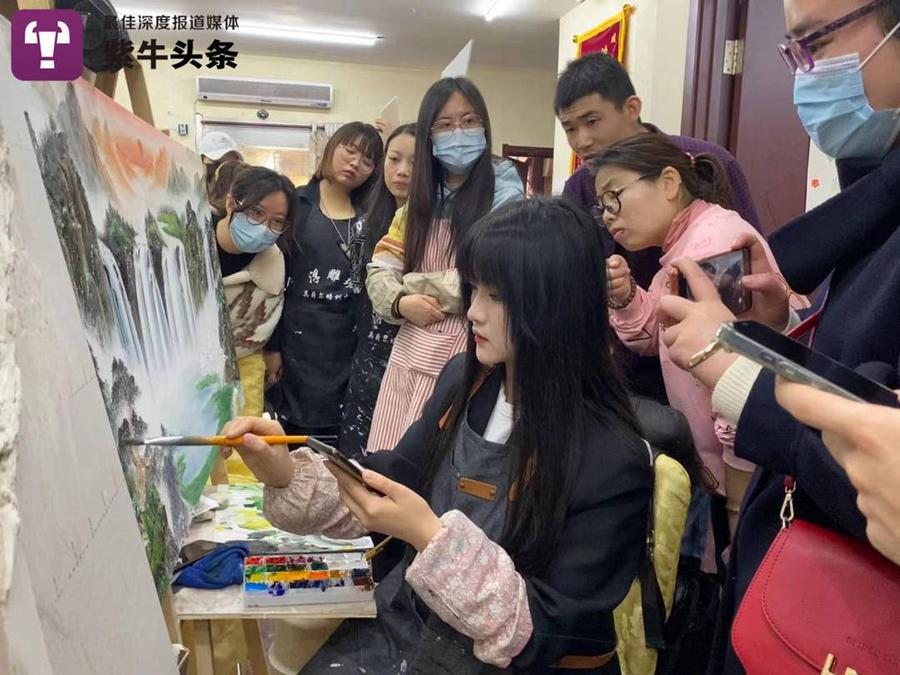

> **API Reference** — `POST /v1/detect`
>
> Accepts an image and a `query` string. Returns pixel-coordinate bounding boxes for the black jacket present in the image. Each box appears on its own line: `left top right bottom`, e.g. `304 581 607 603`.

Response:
711 148 900 674
364 355 653 673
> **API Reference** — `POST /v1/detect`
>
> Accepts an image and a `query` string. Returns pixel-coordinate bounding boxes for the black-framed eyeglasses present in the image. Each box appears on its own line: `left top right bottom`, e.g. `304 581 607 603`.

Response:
777 0 884 74
235 199 288 234
594 174 656 220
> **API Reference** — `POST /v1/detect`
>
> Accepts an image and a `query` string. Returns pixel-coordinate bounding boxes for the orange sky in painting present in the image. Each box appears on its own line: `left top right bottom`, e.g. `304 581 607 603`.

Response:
92 119 169 196
71 78 201 200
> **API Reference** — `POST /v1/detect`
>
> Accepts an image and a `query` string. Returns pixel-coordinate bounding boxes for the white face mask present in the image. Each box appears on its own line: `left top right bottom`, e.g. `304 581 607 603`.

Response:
793 21 900 160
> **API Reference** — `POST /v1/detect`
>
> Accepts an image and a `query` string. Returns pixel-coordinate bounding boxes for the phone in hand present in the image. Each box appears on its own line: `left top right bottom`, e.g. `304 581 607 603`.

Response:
677 248 752 315
716 321 900 407
306 437 367 483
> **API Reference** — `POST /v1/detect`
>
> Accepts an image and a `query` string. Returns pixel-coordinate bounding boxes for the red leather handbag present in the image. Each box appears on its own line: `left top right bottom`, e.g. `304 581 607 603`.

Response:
732 478 900 674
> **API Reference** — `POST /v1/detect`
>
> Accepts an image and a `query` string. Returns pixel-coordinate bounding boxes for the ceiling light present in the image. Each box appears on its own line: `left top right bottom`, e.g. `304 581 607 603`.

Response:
484 0 512 22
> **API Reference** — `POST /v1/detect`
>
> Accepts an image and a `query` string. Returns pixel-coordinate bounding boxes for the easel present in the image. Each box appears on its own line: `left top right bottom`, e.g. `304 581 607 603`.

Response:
1 0 155 126
3 0 183 662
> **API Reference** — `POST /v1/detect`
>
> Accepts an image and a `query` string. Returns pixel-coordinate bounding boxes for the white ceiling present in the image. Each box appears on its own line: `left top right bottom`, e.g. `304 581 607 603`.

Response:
112 0 578 71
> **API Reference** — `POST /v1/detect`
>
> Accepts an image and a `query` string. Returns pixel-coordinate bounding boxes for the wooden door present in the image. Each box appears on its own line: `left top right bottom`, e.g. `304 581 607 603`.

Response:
683 0 810 235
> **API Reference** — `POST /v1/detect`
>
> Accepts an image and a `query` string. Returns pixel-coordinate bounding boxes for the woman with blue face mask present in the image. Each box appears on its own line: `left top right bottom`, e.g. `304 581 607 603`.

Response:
215 165 295 481
652 1 900 673
365 77 524 452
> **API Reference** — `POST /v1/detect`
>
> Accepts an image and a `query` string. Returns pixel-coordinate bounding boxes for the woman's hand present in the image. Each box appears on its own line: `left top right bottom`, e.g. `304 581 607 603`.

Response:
730 233 794 329
775 379 900 565
606 255 633 305
659 257 737 389
399 294 446 327
327 466 442 551
221 416 294 488
263 351 283 387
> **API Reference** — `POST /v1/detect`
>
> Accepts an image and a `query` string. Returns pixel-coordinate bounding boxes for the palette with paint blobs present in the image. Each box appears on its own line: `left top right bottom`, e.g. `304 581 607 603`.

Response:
243 552 375 607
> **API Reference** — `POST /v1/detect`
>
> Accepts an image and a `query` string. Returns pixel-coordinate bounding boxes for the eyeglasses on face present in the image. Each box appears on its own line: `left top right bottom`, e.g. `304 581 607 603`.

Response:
339 144 375 173
235 199 287 234
431 113 484 135
777 0 885 74
594 173 656 220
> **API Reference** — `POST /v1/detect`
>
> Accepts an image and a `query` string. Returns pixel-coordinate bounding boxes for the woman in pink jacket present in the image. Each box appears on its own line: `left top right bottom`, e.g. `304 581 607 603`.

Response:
592 134 805 537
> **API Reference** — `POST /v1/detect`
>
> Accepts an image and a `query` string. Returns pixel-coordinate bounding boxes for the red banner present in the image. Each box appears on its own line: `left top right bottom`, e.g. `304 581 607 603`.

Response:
570 4 634 174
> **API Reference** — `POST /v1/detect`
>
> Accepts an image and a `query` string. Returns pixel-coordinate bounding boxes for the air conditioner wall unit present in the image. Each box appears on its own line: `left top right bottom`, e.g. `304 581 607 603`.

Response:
196 76 333 109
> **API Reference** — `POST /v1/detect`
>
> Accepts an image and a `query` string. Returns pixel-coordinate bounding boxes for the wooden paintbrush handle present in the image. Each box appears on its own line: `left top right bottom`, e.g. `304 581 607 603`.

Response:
207 435 310 447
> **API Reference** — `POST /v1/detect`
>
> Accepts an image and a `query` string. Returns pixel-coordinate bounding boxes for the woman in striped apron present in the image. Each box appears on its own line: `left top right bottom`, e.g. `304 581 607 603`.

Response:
365 76 524 452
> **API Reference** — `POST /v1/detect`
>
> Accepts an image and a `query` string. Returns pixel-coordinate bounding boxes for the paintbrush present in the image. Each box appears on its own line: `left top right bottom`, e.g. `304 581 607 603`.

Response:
364 536 394 561
124 435 337 447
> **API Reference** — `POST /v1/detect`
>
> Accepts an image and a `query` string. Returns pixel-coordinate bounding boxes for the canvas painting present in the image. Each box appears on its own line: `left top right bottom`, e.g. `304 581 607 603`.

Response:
12 76 239 593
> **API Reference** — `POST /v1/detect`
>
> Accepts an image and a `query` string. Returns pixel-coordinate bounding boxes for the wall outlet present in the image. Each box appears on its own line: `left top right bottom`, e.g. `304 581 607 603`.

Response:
177 123 189 136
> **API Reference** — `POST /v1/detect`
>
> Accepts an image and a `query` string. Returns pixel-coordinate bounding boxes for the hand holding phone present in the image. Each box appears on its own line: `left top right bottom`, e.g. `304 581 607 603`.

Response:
676 249 752 315
716 321 899 407
306 437 367 483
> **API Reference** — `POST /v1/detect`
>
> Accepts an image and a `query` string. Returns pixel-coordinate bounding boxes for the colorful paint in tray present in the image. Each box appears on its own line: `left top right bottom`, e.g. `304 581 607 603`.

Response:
243 552 375 607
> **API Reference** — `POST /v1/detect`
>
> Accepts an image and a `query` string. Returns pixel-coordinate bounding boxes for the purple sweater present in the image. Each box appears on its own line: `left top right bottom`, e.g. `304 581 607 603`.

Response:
563 125 760 403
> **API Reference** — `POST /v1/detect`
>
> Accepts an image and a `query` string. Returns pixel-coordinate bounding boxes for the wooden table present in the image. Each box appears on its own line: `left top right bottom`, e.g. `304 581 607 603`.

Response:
175 518 377 675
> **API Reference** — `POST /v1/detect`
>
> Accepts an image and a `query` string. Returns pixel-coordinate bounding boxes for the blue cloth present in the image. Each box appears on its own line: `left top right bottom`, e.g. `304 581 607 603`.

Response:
174 543 249 589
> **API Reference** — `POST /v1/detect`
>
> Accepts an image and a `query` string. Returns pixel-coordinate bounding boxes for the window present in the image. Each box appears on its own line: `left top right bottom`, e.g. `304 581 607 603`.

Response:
198 119 312 186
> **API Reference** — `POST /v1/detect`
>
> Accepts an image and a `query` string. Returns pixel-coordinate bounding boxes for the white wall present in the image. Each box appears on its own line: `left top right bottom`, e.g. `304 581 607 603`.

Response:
553 0 693 194
113 53 558 158
805 142 840 211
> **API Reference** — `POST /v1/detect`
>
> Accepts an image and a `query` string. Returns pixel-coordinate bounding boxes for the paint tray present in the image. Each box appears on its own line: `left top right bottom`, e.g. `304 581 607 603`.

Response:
243 552 375 607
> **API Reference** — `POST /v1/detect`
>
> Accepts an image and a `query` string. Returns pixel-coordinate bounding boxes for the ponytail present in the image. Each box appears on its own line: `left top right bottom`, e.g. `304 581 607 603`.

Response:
690 153 732 210
592 134 733 210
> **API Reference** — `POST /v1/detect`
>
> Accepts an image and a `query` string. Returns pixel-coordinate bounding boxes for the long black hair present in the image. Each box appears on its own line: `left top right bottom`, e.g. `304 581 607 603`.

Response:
363 123 416 263
426 198 641 576
404 77 495 274
312 121 384 209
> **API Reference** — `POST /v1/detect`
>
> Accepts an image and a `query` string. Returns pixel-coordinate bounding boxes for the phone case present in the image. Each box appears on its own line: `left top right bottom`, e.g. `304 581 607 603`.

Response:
677 249 752 315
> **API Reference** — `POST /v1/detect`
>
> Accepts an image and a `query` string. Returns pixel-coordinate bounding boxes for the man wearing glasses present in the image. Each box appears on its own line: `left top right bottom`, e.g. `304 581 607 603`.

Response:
658 2 900 673
555 53 760 405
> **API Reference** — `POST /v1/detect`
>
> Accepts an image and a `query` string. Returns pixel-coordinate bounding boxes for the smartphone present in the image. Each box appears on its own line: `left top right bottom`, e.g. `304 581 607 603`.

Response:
306 437 367 484
677 248 752 315
716 321 899 407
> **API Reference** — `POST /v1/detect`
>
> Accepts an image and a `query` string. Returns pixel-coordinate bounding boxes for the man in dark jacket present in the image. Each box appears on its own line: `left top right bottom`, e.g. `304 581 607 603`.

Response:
555 53 760 403
659 1 900 672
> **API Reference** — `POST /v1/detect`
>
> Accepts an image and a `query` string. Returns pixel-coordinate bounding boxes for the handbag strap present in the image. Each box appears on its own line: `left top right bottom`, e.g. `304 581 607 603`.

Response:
639 440 666 650
781 308 823 528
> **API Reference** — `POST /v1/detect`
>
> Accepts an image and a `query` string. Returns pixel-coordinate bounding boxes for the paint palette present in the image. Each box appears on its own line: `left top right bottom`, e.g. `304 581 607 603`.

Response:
243 553 375 607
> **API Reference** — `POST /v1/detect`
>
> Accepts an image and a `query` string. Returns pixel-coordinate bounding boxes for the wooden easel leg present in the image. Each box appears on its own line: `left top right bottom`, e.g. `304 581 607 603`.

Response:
124 61 155 126
11 0 53 10
95 71 119 99
192 620 215 675
241 619 268 675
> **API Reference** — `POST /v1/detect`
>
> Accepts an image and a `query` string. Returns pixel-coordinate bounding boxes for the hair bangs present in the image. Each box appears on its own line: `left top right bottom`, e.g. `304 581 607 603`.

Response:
457 217 512 296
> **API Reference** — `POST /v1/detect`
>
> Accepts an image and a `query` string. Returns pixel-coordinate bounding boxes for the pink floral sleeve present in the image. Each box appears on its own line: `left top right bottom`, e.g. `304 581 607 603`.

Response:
405 510 533 668
262 449 367 540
